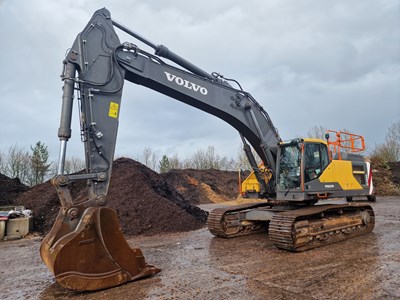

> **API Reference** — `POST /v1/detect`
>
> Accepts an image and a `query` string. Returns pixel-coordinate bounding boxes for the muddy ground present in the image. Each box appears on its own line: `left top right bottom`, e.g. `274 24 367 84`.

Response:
0 196 399 300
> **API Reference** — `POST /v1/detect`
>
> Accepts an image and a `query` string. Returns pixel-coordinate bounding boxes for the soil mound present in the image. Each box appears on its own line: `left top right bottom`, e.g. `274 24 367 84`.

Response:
388 162 400 187
14 158 207 236
0 173 28 206
371 157 400 196
161 168 241 204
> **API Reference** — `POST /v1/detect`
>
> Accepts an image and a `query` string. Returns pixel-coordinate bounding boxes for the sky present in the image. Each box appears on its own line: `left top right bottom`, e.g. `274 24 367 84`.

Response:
0 0 399 164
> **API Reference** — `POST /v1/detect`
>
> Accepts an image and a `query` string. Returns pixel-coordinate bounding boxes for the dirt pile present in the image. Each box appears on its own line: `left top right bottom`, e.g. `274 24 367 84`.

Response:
371 157 400 196
14 158 207 236
0 173 28 206
161 168 242 204
388 162 400 186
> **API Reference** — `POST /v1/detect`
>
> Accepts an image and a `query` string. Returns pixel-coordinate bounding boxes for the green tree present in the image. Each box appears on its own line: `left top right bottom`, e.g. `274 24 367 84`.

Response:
29 141 51 185
158 155 171 173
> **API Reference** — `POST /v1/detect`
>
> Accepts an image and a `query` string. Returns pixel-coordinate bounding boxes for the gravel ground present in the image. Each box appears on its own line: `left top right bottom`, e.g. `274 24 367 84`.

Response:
0 196 399 300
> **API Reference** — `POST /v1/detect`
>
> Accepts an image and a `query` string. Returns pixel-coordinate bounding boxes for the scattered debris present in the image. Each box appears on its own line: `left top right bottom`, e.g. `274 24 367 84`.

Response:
0 205 32 240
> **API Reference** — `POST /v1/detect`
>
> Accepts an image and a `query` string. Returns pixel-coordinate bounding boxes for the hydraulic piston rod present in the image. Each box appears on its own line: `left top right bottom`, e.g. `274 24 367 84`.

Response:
111 19 215 80
57 62 76 175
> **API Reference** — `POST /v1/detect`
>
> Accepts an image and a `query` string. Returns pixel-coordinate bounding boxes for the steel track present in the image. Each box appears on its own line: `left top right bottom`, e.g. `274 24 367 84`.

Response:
207 202 375 252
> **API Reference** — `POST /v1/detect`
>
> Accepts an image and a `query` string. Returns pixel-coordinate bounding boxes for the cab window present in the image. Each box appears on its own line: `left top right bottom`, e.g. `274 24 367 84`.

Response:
304 143 329 182
278 144 302 189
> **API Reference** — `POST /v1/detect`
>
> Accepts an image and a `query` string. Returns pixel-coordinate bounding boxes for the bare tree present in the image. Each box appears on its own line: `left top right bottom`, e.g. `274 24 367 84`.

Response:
236 144 262 171
2 144 31 184
307 125 328 140
168 153 182 169
373 141 400 162
65 157 86 174
188 147 208 169
217 155 236 171
0 151 4 174
373 120 400 162
141 147 158 171
142 147 152 167
387 120 400 145
1 143 53 186
183 146 235 170
204 146 219 169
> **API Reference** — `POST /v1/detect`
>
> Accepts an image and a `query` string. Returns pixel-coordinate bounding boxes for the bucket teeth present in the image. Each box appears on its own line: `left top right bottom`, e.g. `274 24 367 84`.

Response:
40 206 160 291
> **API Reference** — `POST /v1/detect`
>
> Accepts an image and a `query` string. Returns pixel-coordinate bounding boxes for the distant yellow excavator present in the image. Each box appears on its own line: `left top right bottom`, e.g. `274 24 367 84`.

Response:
41 8 375 291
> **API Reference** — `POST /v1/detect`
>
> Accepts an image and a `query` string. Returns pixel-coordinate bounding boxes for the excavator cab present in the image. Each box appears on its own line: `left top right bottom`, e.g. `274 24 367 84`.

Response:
275 133 372 202
277 139 330 191
275 138 328 201
239 138 330 200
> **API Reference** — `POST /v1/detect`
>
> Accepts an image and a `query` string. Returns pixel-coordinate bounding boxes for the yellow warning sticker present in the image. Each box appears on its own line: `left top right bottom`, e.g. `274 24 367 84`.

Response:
108 101 119 118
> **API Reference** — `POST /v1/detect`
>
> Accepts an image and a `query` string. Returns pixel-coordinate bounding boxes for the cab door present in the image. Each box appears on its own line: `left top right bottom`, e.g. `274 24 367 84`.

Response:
303 142 330 184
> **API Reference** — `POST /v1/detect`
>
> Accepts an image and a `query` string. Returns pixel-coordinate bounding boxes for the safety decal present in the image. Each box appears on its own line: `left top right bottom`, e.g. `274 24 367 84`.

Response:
109 101 119 118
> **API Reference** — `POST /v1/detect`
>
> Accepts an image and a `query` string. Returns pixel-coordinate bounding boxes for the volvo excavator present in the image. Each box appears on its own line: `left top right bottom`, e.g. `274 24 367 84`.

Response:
41 8 375 291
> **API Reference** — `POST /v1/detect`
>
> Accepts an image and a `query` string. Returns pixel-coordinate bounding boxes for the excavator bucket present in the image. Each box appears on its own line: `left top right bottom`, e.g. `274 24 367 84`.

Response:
40 206 160 291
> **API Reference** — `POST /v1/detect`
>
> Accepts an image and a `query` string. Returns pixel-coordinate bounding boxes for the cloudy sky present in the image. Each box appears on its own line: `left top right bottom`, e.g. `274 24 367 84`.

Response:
0 0 399 164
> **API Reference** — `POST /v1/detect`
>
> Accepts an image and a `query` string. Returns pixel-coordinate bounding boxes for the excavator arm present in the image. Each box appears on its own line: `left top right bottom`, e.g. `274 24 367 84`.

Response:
42 8 281 291
57 8 280 202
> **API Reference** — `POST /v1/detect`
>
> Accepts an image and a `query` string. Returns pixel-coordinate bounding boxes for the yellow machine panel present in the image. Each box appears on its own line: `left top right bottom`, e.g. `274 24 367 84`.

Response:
319 160 363 190
241 172 261 194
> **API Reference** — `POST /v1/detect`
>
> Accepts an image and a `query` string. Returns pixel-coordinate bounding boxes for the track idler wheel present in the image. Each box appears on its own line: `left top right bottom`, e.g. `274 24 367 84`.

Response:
40 206 160 291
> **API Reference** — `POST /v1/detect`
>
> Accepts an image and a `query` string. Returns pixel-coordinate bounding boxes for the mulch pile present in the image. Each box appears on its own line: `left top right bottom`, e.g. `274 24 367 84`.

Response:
0 173 28 206
371 157 400 196
388 162 400 187
13 158 208 236
161 168 241 204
